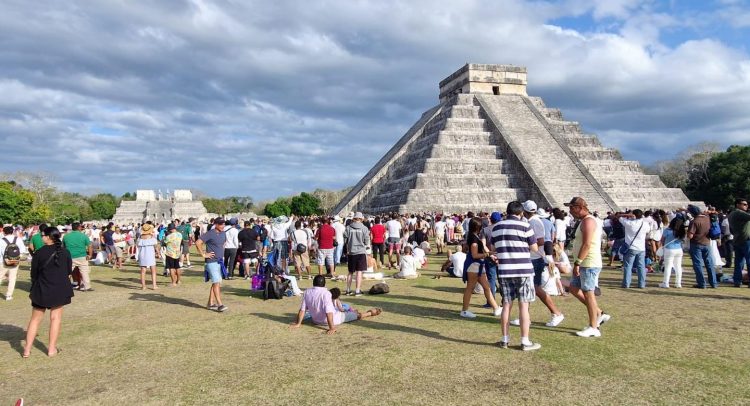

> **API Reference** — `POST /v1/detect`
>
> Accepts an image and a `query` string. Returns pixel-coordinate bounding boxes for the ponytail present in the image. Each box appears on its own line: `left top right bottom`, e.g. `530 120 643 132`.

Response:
44 226 63 266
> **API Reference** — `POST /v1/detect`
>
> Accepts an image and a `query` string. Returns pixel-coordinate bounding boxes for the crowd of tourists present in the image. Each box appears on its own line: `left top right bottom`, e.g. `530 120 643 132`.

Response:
3 195 750 355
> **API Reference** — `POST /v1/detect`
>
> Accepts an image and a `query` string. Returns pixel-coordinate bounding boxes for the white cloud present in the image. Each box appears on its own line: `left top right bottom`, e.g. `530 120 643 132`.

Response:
0 0 748 201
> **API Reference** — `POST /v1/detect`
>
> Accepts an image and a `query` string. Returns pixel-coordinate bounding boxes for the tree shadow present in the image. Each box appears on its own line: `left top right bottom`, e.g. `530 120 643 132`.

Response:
381 293 459 307
128 292 205 309
97 278 141 289
222 285 258 298
346 296 498 324
0 323 46 356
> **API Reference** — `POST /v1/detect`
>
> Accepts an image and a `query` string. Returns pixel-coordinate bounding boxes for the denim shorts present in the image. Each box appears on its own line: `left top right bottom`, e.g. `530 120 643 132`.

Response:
571 267 600 292
206 262 222 284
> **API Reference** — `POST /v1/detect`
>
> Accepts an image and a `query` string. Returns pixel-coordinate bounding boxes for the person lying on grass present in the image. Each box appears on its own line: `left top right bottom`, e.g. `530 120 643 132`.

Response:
290 275 382 335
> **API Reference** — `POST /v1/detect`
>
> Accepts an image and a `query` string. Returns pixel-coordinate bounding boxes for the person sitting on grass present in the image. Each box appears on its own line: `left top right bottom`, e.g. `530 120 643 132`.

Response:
290 275 382 335
438 244 467 278
394 245 419 279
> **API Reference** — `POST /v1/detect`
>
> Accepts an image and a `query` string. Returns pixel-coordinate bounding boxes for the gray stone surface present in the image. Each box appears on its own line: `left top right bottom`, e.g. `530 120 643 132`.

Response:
334 65 694 215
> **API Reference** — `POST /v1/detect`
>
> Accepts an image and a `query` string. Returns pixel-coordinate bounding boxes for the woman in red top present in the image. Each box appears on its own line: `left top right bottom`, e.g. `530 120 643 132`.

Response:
370 216 387 268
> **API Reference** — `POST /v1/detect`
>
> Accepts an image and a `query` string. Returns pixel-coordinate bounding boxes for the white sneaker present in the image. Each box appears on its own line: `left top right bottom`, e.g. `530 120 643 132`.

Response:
576 326 602 337
5 296 12 301
521 341 542 351
510 318 520 326
460 310 476 318
493 306 502 317
597 313 611 327
545 313 565 327
658 283 669 288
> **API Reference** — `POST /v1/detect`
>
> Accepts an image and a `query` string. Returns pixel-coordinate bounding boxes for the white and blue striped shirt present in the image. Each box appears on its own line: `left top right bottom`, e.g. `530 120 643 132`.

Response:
491 215 536 278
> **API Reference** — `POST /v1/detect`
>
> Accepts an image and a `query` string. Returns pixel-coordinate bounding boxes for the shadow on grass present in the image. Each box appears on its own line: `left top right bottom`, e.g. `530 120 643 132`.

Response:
128 292 205 309
620 287 750 301
413 284 464 294
251 312 496 346
381 293 457 306
0 323 46 356
98 277 142 290
223 285 258 298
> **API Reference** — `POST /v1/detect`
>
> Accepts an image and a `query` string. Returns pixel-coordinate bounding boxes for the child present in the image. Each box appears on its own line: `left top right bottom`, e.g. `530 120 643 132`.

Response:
330 287 354 313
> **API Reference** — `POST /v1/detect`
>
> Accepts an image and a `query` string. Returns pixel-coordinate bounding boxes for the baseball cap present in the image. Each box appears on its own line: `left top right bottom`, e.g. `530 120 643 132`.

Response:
354 212 364 219
564 197 588 208
522 200 537 212
490 212 502 222
214 218 226 225
537 208 550 218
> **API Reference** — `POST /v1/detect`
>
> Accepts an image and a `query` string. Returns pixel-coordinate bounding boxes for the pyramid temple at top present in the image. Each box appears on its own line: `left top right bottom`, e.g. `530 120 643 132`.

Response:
334 63 695 215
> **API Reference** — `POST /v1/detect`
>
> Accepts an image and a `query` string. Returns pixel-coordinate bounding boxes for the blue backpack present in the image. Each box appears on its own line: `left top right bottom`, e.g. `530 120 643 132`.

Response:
709 217 721 240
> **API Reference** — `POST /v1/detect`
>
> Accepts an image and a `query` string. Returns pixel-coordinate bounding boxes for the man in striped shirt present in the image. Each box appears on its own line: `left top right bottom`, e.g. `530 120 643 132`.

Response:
490 201 541 351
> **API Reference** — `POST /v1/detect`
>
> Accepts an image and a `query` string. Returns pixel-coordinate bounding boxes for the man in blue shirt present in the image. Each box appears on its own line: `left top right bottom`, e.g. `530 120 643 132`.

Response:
196 218 228 312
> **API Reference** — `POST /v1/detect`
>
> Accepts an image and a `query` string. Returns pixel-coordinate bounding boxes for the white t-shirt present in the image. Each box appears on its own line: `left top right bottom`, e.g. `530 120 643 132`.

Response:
89 229 101 242
450 251 466 277
621 218 648 252
434 221 446 238
528 215 545 259
292 229 310 248
398 255 418 277
385 220 402 240
333 222 346 243
224 227 239 249
554 219 567 241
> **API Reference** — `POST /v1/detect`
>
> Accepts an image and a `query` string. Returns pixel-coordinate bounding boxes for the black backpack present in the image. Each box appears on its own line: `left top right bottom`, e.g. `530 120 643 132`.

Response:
262 277 289 300
2 237 21 267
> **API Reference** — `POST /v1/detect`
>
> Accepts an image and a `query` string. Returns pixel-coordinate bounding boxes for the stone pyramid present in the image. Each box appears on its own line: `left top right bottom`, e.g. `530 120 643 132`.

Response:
334 64 693 215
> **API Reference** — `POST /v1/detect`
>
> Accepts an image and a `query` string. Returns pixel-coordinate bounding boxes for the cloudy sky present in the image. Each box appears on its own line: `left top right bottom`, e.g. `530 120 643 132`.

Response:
1 0 748 201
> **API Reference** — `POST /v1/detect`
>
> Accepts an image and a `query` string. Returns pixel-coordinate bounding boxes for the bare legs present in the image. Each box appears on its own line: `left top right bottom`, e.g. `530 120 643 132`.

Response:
140 266 158 290
501 301 531 340
24 306 63 357
569 286 602 328
462 272 499 312
169 267 181 286
207 283 223 307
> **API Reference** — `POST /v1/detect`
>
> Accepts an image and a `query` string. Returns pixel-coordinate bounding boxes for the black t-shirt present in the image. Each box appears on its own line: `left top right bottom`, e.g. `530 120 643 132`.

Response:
238 228 259 252
467 232 484 254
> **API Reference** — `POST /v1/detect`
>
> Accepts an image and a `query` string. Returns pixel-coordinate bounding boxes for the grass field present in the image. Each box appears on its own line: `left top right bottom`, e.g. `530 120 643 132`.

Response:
2 248 750 405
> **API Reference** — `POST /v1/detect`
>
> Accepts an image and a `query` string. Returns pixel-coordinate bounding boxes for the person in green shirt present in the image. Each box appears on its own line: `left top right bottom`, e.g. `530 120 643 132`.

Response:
27 223 47 255
728 198 750 287
63 222 93 291
176 220 193 268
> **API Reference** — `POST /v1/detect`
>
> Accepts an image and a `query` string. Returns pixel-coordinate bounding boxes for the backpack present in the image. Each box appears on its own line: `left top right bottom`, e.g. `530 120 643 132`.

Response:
369 282 390 295
262 277 289 300
254 225 267 242
2 237 21 267
709 217 721 240
292 231 307 254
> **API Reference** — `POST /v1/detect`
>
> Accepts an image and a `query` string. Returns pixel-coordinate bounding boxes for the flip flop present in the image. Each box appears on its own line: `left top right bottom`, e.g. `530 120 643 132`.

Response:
48 347 61 357
21 352 30 359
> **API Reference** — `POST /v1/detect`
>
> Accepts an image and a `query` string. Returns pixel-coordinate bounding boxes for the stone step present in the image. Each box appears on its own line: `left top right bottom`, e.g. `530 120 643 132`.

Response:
446 105 481 119
410 129 495 152
423 158 510 174
607 188 689 202
387 173 518 190
404 188 525 205
540 108 563 121
372 202 527 215
454 94 477 106
595 174 665 188
527 96 546 109
572 148 622 161
563 136 602 148
548 121 582 134
443 117 488 131
581 160 644 173
430 144 499 159
615 201 693 211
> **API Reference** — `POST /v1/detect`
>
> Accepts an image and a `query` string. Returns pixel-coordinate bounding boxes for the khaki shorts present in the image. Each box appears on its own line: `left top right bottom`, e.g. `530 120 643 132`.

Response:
293 251 310 268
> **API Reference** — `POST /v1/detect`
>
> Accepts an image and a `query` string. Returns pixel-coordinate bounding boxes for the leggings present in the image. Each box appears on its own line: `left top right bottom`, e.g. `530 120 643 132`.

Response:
372 243 385 264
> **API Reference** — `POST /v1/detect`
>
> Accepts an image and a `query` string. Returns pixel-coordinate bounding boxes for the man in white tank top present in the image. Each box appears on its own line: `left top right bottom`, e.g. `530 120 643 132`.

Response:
565 197 611 338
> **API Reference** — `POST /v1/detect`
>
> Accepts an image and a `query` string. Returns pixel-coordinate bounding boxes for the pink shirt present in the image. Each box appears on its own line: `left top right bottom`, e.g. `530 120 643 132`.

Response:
299 287 344 325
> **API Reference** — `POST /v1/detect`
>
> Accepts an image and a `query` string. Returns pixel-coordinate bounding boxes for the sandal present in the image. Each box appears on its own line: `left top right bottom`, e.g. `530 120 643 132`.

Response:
22 352 30 358
48 347 61 357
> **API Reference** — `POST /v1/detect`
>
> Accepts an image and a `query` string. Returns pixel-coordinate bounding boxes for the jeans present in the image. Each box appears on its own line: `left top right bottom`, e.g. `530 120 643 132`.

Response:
733 240 750 286
622 249 646 288
334 243 344 265
689 243 716 288
485 261 498 300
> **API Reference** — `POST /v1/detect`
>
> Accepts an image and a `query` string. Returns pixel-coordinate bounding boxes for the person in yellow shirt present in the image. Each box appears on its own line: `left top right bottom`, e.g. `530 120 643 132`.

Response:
163 224 183 286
